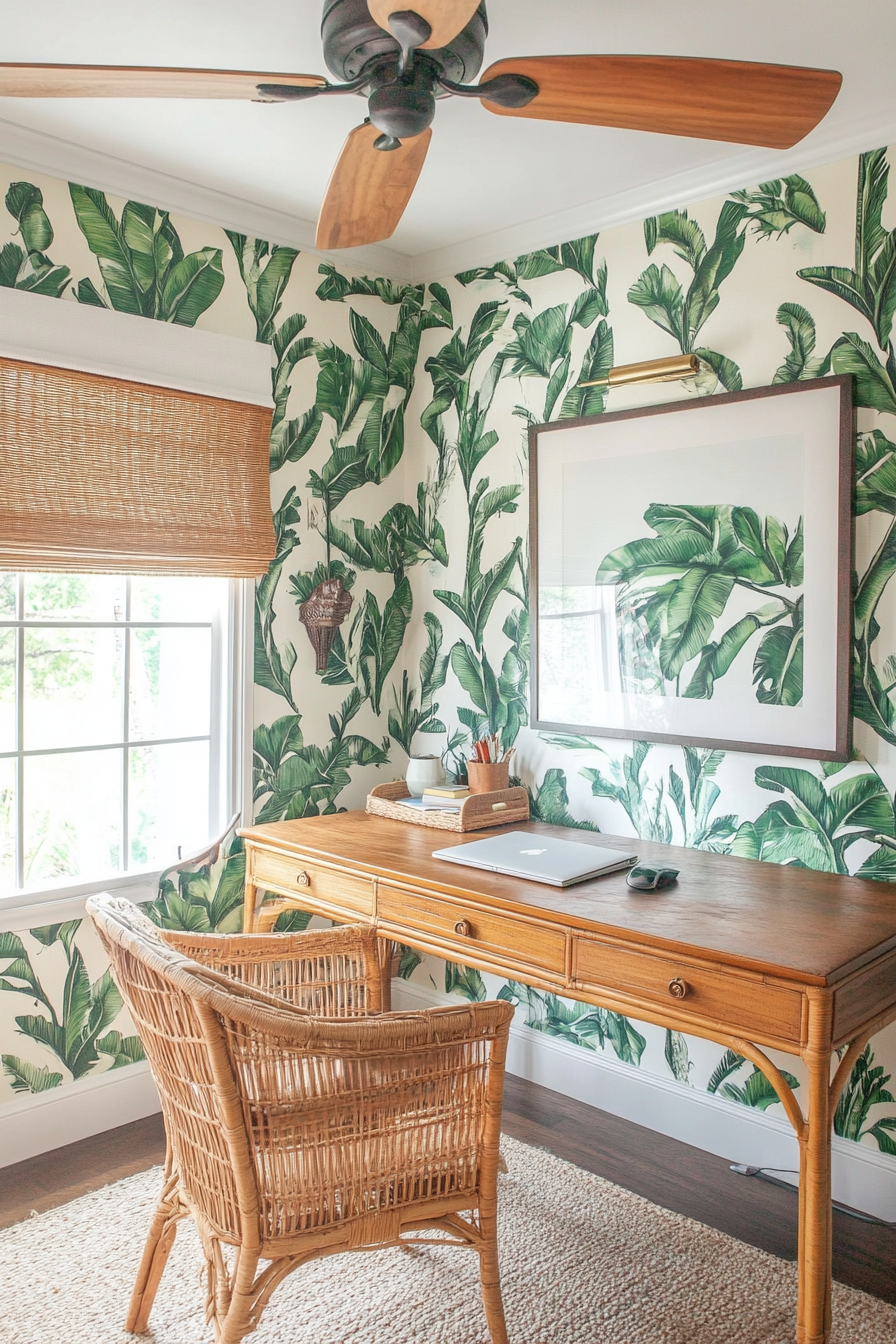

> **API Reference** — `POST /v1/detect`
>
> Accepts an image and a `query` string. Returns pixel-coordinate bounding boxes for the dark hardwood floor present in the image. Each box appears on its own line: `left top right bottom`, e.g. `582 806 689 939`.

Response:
500 1075 896 1306
2 1077 894 1305
0 1112 167 1228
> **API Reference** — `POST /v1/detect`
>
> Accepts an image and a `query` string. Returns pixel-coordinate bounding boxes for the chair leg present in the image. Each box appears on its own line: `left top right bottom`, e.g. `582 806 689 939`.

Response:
126 1169 185 1333
477 1231 508 1344
207 1242 262 1344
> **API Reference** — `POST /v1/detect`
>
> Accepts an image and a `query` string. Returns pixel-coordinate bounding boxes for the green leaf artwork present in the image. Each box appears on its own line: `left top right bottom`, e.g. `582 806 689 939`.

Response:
665 1031 693 1085
444 962 487 1001
597 503 804 703
433 477 522 652
544 736 736 852
501 292 609 422
0 181 71 297
778 154 896 747
457 232 607 305
527 767 600 831
69 185 224 324
255 487 303 712
583 739 672 844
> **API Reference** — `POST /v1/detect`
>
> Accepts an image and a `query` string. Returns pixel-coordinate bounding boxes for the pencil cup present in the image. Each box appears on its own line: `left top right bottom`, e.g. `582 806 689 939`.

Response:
467 760 510 794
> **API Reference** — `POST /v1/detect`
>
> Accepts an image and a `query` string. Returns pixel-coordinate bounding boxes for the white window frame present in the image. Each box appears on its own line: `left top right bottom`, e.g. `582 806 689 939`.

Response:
0 576 253 912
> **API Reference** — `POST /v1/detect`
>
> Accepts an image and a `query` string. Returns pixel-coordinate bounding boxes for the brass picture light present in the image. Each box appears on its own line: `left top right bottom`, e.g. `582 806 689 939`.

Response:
578 352 701 389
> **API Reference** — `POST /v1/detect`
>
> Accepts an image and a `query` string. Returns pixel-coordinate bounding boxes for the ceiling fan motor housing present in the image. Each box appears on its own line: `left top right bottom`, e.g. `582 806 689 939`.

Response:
368 65 437 139
321 0 488 85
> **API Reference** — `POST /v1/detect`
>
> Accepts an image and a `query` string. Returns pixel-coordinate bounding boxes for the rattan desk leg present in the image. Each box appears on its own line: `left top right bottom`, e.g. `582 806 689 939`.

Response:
379 937 396 1012
796 996 834 1344
243 880 260 932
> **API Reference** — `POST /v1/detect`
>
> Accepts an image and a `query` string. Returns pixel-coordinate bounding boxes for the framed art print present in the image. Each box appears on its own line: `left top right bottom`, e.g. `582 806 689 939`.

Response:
529 376 853 759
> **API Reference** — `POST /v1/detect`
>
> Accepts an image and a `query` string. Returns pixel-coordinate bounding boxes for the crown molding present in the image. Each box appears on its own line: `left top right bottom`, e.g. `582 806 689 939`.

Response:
411 111 896 281
0 116 417 281
2 110 896 288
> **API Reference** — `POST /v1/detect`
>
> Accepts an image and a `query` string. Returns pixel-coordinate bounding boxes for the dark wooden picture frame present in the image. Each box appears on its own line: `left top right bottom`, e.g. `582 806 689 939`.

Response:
528 375 854 760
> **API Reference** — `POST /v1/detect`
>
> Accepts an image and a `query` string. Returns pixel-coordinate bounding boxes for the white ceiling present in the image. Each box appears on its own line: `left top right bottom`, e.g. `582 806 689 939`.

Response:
1 0 895 281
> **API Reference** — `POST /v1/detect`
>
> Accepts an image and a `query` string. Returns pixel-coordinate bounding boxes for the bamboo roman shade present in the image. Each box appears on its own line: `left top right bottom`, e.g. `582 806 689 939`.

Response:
0 356 275 576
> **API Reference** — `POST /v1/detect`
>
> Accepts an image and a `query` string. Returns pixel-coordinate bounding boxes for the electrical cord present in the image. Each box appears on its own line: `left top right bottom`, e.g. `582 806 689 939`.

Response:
730 1164 896 1227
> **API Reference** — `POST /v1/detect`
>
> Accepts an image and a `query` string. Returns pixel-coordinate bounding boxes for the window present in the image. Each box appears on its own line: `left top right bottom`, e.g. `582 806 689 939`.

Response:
0 571 242 894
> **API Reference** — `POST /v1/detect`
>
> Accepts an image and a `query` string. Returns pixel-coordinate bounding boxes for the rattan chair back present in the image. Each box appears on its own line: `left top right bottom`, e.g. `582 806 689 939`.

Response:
160 923 385 1014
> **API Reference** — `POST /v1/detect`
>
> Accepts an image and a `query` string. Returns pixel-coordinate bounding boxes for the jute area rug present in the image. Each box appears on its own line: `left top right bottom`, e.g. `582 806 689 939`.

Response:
2 1136 894 1344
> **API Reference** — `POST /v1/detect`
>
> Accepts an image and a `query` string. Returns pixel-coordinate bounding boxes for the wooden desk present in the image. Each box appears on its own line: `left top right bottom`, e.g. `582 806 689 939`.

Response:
239 813 896 1344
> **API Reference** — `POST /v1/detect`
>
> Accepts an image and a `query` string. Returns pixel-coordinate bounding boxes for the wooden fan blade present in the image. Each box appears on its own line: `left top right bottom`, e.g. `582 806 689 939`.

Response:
316 123 431 250
478 55 842 149
368 1 480 51
0 64 326 100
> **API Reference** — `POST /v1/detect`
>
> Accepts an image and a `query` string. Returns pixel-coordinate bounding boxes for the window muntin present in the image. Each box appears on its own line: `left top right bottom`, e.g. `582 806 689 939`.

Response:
0 571 231 893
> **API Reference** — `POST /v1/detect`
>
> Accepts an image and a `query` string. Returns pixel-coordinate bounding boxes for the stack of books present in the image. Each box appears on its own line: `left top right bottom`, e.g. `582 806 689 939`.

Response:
396 784 470 812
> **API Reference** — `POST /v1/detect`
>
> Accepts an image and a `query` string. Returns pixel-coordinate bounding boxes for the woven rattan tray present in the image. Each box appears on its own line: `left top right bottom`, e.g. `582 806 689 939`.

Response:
366 780 530 832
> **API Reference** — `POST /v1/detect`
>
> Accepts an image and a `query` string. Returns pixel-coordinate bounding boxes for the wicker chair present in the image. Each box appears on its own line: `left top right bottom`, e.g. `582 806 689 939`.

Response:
87 895 514 1344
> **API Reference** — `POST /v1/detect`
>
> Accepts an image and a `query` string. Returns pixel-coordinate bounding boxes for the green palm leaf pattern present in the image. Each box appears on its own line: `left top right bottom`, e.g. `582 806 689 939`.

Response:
707 1048 799 1111
0 182 70 296
732 175 826 238
0 923 144 1092
444 962 487 1001
772 303 829 383
800 149 896 349
732 761 896 878
834 1044 896 1151
498 980 646 1066
226 232 300 343
69 185 224 323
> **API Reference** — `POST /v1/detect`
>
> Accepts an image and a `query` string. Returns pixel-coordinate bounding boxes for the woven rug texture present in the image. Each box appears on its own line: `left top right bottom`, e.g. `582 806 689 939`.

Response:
2 1135 894 1344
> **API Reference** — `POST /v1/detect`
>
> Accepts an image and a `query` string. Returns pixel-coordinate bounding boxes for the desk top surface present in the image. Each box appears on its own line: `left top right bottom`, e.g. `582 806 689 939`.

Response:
240 813 896 986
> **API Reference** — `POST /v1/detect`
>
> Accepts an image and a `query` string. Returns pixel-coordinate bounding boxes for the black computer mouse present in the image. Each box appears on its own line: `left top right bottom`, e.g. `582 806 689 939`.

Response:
626 865 680 891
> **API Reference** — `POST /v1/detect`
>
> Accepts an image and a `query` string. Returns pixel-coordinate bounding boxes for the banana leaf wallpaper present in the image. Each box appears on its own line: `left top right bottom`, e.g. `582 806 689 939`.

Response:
1 145 896 1172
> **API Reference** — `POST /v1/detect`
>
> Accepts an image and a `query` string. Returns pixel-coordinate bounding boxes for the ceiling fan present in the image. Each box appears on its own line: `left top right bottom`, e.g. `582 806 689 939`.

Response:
0 1 842 252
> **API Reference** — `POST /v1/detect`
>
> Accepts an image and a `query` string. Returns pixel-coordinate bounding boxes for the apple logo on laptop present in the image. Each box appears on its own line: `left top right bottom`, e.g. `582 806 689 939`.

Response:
520 848 547 855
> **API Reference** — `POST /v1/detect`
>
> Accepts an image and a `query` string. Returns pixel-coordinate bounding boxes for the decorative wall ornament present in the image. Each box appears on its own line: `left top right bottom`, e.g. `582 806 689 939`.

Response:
529 377 853 758
299 575 354 672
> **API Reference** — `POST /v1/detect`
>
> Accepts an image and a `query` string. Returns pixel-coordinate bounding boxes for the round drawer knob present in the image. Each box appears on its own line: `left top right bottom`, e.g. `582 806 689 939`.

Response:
296 871 310 887
668 977 689 1000
454 919 472 937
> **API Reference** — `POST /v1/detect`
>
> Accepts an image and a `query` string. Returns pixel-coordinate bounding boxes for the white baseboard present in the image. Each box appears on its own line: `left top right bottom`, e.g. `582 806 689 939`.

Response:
0 1061 160 1169
392 979 896 1223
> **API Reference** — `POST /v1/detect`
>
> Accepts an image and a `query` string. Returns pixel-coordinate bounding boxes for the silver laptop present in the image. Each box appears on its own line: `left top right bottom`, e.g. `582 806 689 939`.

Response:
431 831 638 888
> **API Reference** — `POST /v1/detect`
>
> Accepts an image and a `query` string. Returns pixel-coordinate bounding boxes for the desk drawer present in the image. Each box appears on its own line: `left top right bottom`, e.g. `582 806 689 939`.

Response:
249 847 374 918
378 883 566 976
573 937 804 1046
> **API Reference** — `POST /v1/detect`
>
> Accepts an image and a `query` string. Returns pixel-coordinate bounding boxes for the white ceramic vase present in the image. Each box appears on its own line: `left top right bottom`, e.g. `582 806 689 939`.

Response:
405 754 445 796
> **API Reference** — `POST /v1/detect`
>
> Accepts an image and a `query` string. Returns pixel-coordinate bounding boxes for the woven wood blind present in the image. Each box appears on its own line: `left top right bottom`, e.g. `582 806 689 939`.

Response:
0 356 275 576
